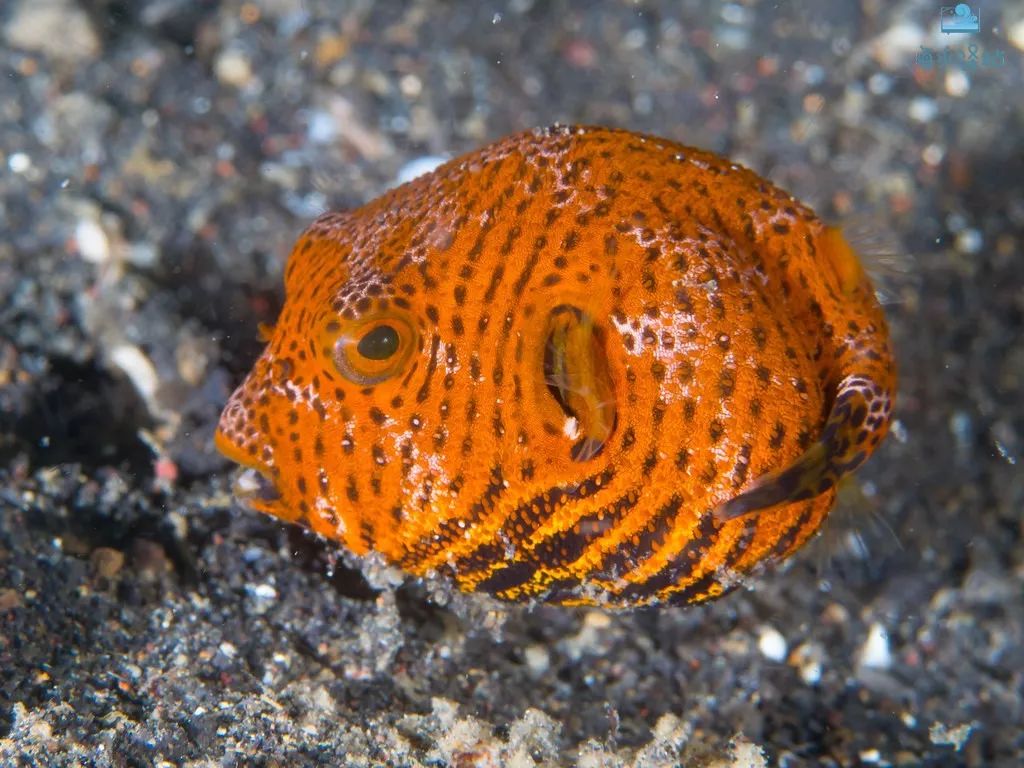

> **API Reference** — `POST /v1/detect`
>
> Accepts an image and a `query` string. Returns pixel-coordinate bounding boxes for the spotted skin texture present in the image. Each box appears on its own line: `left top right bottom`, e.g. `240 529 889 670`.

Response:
215 125 896 608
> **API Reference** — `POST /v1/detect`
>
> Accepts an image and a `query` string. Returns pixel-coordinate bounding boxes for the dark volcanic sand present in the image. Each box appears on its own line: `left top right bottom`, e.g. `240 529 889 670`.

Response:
1 1 1022 766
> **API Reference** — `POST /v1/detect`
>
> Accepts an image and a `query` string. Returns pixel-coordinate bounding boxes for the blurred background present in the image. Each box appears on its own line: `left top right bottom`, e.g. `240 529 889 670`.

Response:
1 1 1021 765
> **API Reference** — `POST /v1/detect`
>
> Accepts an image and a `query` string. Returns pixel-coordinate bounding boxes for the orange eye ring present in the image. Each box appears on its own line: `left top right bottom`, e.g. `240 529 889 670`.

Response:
330 316 417 385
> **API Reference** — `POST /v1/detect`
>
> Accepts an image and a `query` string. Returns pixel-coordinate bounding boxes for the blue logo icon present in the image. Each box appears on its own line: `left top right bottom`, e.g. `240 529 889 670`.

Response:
940 4 980 34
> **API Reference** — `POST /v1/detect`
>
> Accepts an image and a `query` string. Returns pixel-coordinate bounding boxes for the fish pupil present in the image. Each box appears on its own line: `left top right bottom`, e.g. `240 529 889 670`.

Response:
357 325 399 360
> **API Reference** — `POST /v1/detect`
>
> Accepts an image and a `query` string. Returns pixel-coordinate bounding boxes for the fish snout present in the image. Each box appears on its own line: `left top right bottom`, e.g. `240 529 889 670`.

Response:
214 384 283 511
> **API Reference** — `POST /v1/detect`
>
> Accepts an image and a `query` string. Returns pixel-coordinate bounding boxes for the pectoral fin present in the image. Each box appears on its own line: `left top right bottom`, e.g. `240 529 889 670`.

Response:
715 372 894 521
716 225 896 522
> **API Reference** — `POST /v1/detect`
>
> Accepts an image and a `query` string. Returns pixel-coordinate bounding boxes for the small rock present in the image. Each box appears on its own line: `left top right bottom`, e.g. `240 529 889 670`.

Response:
523 644 550 676
328 96 392 160
789 642 824 685
908 97 938 123
929 721 976 751
506 708 561 763
51 92 116 152
175 333 213 387
131 539 171 578
1010 18 1024 52
0 588 22 610
245 582 278 615
633 713 692 766
708 735 768 768
858 622 892 670
89 547 125 579
215 48 255 88
955 228 983 256
314 34 349 68
108 343 160 407
75 218 111 264
757 625 787 662
944 69 970 98
4 0 101 63
859 748 882 763
7 152 31 174
821 602 850 625
395 156 447 186
562 610 615 660
871 22 924 70
306 110 337 144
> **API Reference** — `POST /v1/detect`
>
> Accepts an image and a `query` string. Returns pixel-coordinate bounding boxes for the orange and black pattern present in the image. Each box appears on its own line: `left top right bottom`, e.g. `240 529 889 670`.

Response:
215 125 896 607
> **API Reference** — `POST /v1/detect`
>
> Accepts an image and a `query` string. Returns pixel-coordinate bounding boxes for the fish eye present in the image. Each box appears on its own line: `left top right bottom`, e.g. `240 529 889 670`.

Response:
326 316 416 386
357 325 400 360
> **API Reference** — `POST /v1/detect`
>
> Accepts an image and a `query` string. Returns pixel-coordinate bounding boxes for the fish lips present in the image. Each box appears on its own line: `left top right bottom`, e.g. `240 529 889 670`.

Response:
213 427 283 511
232 466 282 505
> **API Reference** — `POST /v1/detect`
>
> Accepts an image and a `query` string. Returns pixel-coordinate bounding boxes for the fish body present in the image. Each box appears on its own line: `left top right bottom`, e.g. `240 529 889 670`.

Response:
215 125 895 607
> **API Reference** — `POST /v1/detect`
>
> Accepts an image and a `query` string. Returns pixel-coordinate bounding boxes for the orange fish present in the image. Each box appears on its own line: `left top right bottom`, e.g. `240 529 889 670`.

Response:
215 125 895 607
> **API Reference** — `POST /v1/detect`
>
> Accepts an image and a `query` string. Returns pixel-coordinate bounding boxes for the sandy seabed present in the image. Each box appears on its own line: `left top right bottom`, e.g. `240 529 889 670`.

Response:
1 1 1022 765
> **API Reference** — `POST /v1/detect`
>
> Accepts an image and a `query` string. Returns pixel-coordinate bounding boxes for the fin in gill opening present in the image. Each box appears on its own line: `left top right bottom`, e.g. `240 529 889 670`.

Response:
543 305 617 462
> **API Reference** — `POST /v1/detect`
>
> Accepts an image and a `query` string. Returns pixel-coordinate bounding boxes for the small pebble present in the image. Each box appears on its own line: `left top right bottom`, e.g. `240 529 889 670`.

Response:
858 622 892 670
89 547 125 579
908 97 938 123
929 721 976 751
955 228 983 255
867 72 892 95
399 74 423 98
219 641 238 658
215 49 254 88
523 644 550 676
1009 18 1024 52
175 334 211 387
75 218 110 264
822 602 850 625
790 642 824 685
109 343 160 405
28 719 53 742
248 583 278 601
8 152 31 173
253 582 277 599
562 610 614 660
307 110 337 144
944 69 969 98
131 539 171 578
757 626 787 662
127 242 159 269
922 143 944 166
4 0 100 63
715 737 768 768
0 588 21 610
872 23 923 69
720 4 748 24
395 156 447 186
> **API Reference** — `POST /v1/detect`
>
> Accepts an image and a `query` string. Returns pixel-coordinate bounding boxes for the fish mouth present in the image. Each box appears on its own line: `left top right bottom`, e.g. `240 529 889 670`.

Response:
232 467 281 505
213 427 282 512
